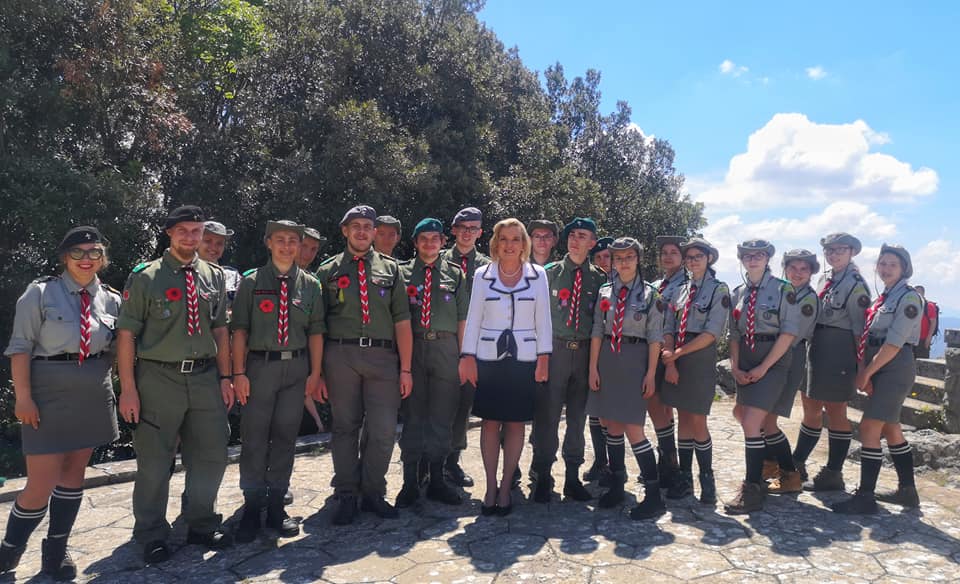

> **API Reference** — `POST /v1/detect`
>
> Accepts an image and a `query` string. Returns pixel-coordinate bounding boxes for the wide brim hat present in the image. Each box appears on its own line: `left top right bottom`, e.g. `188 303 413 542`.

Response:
737 239 776 260
782 249 820 274
609 236 642 257
820 232 862 256
204 221 234 238
680 237 719 265
528 219 559 237
655 235 685 251
265 220 305 238
375 215 402 231
303 227 327 243
880 243 913 279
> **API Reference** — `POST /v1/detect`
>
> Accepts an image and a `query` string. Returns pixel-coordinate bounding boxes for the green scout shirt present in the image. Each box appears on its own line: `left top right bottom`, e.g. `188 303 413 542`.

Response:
440 247 490 295
230 262 326 350
399 257 468 335
545 255 606 340
316 248 410 340
117 250 227 360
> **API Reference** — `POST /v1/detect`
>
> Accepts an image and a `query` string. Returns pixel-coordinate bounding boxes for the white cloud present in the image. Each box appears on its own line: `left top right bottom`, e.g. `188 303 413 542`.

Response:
693 113 938 209
806 65 827 80
625 122 655 146
719 59 749 77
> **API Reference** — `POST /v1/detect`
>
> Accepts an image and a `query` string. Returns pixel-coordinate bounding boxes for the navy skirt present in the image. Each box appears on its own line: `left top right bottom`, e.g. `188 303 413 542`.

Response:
472 357 538 422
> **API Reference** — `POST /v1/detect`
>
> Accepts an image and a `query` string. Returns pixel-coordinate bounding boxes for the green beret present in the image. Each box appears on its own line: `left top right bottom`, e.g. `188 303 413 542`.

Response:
590 236 615 257
562 217 597 240
413 218 443 239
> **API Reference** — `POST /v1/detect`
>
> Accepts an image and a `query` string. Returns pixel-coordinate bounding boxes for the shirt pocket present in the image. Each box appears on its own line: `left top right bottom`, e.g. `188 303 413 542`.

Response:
43 306 74 324
98 314 117 331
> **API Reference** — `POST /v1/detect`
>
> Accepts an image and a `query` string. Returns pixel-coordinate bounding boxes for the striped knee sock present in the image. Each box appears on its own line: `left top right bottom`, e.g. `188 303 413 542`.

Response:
677 438 694 472
792 423 822 463
632 439 659 484
827 429 853 471
694 438 713 473
47 486 83 541
745 436 766 484
887 442 915 488
655 421 677 457
859 447 884 493
1 502 47 549
605 433 626 473
589 417 609 466
764 431 796 472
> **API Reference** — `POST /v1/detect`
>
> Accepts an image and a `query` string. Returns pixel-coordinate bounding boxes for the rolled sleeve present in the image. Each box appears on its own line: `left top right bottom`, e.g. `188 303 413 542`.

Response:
703 284 730 339
116 272 147 335
308 280 327 336
4 284 42 356
886 292 923 348
230 277 254 332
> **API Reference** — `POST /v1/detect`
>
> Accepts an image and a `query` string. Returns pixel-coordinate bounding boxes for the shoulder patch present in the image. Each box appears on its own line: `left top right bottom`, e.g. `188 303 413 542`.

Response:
721 295 731 309
544 262 559 270
242 268 258 277
786 291 797 305
857 295 871 308
318 255 337 266
801 303 814 316
132 262 149 273
34 275 59 283
905 304 919 319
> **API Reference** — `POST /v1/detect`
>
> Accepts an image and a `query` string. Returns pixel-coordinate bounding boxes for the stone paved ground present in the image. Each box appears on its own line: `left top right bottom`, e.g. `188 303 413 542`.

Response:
3 396 960 583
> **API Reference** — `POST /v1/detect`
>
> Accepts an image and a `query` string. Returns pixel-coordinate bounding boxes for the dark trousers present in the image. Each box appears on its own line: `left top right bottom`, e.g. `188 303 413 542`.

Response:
325 343 401 498
399 335 460 463
913 343 931 359
450 382 476 452
533 341 590 470
239 354 308 495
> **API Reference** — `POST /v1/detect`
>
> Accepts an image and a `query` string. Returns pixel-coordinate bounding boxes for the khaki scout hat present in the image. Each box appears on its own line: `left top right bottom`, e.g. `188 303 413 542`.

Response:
655 235 685 250
880 243 913 279
680 237 719 265
303 227 326 243
737 239 776 260
782 249 820 274
265 220 305 239
204 221 234 238
375 215 402 232
608 236 642 257
820 232 862 256
528 219 559 238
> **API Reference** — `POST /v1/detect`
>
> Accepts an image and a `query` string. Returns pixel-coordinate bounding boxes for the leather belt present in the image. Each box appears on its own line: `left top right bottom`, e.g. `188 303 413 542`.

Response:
554 337 588 350
249 349 307 361
34 352 105 362
326 337 395 349
742 334 778 343
416 330 456 340
816 323 848 330
140 358 213 374
868 337 887 347
604 335 647 344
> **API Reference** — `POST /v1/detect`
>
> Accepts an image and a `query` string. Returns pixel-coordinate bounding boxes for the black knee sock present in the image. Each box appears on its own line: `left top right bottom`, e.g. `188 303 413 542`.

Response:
677 439 694 472
655 421 677 458
764 431 796 472
632 439 659 484
589 417 608 466
887 441 915 488
47 486 83 541
605 433 626 473
694 438 713 473
859 447 883 493
827 429 853 471
792 423 822 463
2 502 47 549
745 436 766 484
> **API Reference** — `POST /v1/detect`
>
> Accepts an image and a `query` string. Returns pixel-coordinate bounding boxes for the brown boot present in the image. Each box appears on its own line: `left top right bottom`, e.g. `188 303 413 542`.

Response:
762 460 780 481
768 470 802 494
724 481 766 515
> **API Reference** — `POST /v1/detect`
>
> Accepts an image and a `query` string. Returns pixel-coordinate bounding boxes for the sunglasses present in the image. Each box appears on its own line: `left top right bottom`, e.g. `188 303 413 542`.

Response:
68 248 105 260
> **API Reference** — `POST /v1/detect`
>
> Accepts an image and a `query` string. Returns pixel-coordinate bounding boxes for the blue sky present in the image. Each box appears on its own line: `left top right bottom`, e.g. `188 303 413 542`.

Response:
480 1 960 314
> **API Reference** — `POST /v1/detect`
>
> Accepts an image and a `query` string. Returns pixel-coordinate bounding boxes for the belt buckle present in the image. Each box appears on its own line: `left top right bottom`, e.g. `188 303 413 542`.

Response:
359 337 372 348
425 331 437 340
280 351 293 360
180 360 195 374
568 341 579 350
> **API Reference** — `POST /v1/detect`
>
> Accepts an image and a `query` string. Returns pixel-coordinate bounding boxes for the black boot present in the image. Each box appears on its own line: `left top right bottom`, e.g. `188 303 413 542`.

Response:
0 543 26 574
563 466 593 502
698 471 717 505
657 449 681 490
266 489 300 537
235 492 264 544
630 482 666 520
666 470 693 499
426 461 462 505
417 458 430 489
532 465 553 503
598 470 626 508
395 462 421 508
445 451 474 487
41 538 76 581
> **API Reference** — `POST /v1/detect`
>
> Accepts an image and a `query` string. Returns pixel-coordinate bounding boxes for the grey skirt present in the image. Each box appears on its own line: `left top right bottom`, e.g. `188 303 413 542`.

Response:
774 341 808 417
660 336 717 416
862 345 916 424
23 357 119 455
586 339 649 425
736 338 793 412
808 325 858 402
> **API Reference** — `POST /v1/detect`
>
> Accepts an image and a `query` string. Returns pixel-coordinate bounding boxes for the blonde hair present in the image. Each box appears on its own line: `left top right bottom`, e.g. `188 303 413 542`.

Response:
489 218 531 264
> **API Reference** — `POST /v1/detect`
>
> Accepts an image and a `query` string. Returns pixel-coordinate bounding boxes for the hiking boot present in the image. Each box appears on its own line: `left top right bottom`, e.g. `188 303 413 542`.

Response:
360 495 399 519
665 470 693 499
332 495 358 525
445 452 474 487
186 528 233 550
583 460 611 482
395 462 421 508
563 466 593 502
698 471 717 505
762 459 780 481
235 495 263 544
768 470 803 494
875 485 920 509
425 461 462 505
630 484 666 520
795 459 808 482
41 538 76 581
803 466 845 492
266 490 300 537
532 466 553 503
597 471 627 508
724 481 766 515
831 489 879 515
657 452 681 490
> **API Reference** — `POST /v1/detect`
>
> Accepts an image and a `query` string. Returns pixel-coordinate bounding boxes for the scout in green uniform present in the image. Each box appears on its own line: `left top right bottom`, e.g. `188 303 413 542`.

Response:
532 218 607 503
116 205 234 564
584 236 614 483
231 220 326 542
199 221 242 307
374 215 402 258
298 227 328 270
529 219 559 267
316 205 414 525
440 206 491 487
394 218 469 508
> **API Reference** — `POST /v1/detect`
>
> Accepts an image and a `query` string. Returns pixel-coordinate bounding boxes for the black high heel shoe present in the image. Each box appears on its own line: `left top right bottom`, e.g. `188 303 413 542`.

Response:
495 503 513 517
480 504 497 516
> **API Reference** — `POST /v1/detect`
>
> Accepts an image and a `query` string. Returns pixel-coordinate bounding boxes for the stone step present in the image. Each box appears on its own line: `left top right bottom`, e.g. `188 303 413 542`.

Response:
916 358 946 381
848 394 945 430
911 375 945 405
845 406 917 438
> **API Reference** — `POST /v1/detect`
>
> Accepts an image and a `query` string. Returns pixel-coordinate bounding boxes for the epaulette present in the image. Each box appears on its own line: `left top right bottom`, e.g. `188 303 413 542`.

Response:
853 272 864 282
242 268 258 277
599 281 613 290
544 261 559 270
101 283 121 296
733 282 745 292
132 261 150 273
34 275 59 284
398 259 413 267
443 259 461 271
318 255 337 266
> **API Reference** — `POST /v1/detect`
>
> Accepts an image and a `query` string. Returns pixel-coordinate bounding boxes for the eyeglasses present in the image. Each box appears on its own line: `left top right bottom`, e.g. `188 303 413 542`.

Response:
824 246 851 255
684 253 707 262
740 252 767 262
67 248 105 260
456 226 481 234
532 234 555 242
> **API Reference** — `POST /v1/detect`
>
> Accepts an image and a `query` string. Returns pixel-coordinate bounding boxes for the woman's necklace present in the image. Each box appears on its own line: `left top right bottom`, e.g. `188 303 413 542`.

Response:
500 263 522 278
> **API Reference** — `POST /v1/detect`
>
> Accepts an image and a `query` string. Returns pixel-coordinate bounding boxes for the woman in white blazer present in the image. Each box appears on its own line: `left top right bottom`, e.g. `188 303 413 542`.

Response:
459 218 551 515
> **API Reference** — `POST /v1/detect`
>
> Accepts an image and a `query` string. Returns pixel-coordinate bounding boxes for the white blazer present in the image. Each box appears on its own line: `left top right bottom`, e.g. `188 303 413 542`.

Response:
461 262 553 362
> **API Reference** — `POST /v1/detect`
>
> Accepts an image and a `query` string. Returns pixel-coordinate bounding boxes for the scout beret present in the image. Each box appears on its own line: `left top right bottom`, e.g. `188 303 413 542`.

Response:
265 220 305 239
164 205 205 230
880 243 913 279
528 219 559 237
737 239 776 260
608 236 642 257
412 217 443 239
680 237 719 265
782 249 820 274
340 205 377 225
655 235 685 250
58 226 107 252
375 215 402 231
562 217 598 240
820 232 862 256
590 236 615 257
204 221 234 238
303 227 326 243
452 206 482 225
